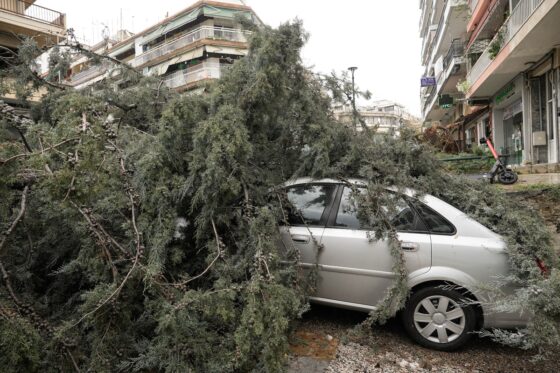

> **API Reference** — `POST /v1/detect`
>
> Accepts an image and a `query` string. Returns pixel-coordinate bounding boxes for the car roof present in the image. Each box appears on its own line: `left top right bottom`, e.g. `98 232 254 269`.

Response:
283 178 417 196
284 177 366 187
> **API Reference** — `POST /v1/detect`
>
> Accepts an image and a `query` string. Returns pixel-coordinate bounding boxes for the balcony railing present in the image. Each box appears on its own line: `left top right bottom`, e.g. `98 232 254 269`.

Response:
467 0 545 87
131 26 251 68
162 62 222 89
0 0 64 27
68 64 108 86
443 39 465 70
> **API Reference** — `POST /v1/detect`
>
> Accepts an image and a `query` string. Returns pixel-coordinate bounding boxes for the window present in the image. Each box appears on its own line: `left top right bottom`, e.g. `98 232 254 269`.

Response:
285 184 336 226
334 188 427 232
334 187 364 229
411 201 455 234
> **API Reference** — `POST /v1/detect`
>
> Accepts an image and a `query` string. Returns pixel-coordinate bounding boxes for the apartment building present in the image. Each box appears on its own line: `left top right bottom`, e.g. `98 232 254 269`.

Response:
1 0 66 102
65 0 260 92
334 100 422 134
419 0 560 166
463 0 560 166
419 0 470 129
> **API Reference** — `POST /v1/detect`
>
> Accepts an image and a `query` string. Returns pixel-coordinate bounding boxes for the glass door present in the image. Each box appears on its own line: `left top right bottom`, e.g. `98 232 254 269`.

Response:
530 76 548 164
547 71 558 163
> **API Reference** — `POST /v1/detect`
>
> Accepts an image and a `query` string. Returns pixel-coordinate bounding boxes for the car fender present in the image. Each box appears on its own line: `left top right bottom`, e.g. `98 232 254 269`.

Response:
408 266 479 297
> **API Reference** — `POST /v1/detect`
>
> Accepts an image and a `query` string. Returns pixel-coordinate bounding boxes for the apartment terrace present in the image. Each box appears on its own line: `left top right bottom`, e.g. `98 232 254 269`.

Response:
162 59 231 90
131 26 251 69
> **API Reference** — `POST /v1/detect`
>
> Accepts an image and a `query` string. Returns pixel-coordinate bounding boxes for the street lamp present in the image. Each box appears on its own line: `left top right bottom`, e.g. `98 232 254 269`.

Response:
348 66 358 130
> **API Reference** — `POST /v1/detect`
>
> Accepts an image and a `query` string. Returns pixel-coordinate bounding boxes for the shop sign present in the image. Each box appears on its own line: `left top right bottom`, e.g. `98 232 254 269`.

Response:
438 94 454 109
421 77 436 87
495 83 516 105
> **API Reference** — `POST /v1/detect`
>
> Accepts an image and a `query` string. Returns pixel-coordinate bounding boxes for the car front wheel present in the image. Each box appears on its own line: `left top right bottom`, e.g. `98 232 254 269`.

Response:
401 287 477 351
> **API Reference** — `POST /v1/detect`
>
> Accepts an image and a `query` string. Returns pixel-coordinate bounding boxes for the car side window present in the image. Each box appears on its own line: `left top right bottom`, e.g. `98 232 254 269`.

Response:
334 188 427 232
412 201 456 234
335 187 364 229
285 184 336 226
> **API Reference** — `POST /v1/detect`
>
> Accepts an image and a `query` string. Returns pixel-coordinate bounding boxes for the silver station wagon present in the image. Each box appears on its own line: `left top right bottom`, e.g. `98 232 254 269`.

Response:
279 178 529 351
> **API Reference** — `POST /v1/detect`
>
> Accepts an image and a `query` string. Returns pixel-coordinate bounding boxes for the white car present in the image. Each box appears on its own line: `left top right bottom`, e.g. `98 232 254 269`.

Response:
279 178 531 350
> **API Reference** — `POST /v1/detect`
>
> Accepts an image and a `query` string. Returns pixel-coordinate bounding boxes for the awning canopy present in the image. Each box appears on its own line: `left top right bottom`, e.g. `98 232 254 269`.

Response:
148 46 204 76
205 45 247 56
141 5 251 46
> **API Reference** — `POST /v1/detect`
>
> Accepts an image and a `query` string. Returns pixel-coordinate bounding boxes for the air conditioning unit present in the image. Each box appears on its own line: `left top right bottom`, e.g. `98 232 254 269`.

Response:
533 131 547 146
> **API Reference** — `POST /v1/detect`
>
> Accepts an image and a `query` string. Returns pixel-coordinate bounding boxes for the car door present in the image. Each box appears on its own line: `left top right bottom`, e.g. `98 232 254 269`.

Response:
278 183 338 280
316 186 432 309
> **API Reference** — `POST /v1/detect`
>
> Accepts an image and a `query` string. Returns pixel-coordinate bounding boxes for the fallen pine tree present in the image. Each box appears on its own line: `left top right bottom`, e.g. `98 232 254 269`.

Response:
0 21 559 372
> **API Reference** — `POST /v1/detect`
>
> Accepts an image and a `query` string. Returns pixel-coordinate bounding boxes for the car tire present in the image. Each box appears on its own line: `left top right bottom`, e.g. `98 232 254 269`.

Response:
401 287 477 351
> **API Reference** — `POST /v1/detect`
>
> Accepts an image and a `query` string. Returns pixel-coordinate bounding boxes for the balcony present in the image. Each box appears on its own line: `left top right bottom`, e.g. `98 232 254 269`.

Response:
131 26 251 68
0 0 65 47
428 0 468 67
422 40 466 122
466 0 559 97
0 0 64 26
162 60 227 90
67 64 108 87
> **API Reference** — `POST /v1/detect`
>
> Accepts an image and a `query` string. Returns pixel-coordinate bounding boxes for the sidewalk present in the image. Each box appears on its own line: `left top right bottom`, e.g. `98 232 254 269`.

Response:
501 173 560 190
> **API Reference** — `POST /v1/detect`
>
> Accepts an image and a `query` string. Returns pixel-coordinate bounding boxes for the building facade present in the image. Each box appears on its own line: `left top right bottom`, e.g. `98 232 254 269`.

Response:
464 0 560 166
334 100 422 134
420 0 560 166
1 0 66 103
419 0 470 129
64 0 260 92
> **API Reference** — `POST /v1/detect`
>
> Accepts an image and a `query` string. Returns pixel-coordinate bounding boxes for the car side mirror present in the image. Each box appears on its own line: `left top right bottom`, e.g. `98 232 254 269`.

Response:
479 137 487 145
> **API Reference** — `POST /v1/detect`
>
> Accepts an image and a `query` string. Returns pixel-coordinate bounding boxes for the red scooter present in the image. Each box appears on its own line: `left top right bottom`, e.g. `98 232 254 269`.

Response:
479 137 518 185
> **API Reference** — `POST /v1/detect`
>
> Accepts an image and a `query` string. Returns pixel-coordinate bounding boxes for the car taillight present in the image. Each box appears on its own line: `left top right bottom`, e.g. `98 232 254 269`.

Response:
535 258 549 276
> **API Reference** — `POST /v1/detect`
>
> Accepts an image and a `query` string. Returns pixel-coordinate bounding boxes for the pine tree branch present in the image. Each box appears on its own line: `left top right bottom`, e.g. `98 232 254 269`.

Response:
0 186 29 257
167 218 223 287
0 138 80 166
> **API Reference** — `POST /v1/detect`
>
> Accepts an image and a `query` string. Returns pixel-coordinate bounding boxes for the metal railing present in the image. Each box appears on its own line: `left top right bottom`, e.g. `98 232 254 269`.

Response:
68 64 107 86
132 26 251 68
443 39 465 70
162 62 222 89
0 0 64 26
467 0 545 87
430 0 467 62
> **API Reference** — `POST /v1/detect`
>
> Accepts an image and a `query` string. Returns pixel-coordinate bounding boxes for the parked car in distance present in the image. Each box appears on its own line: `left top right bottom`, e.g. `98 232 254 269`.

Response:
279 178 531 351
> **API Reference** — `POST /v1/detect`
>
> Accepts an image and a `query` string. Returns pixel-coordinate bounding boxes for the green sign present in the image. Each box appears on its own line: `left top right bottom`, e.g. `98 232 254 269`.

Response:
438 94 454 108
495 83 515 104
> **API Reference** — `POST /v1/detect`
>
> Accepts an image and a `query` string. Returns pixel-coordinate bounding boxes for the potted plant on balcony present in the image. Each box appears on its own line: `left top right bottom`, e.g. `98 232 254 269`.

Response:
488 29 505 60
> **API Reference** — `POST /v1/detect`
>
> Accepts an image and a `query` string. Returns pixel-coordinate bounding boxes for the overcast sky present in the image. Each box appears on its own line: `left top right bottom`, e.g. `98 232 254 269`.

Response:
39 0 423 116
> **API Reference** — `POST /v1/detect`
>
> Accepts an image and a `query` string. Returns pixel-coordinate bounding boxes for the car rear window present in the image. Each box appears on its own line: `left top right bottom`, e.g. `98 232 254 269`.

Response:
411 201 456 234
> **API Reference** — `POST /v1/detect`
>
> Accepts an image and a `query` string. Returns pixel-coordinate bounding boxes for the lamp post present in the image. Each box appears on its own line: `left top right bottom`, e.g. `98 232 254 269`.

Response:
348 66 358 130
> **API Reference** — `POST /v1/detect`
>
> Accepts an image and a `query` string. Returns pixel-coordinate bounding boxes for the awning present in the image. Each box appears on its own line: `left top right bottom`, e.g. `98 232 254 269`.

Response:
141 5 252 46
455 107 490 127
205 45 247 56
108 41 134 58
141 8 203 45
148 46 204 76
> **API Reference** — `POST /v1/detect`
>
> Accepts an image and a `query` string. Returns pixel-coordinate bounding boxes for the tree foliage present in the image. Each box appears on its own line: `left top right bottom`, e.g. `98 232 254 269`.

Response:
0 21 559 371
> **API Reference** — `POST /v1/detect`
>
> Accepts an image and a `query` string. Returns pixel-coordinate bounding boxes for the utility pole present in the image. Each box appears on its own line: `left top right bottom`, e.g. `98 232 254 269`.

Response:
348 66 358 131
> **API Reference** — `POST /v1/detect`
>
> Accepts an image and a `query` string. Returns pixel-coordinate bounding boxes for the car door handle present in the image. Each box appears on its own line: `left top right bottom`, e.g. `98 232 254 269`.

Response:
401 242 419 251
291 234 310 243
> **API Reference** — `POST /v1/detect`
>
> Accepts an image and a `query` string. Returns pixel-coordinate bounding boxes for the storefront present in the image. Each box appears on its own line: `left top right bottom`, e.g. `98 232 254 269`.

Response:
526 53 559 164
492 76 525 165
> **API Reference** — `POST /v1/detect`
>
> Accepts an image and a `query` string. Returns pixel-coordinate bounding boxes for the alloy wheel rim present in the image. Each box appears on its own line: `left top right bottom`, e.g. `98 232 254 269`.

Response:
413 295 466 344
